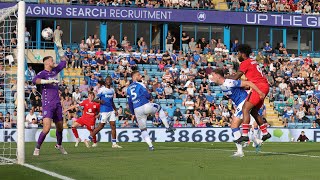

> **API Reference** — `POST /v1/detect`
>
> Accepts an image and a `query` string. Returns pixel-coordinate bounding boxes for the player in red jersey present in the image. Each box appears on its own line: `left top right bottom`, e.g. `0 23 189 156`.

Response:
64 92 100 147
230 44 271 143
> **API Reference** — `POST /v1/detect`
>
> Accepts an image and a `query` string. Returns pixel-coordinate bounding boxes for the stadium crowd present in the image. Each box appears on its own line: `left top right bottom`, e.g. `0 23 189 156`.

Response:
0 22 308 130
65 0 320 15
1 1 320 129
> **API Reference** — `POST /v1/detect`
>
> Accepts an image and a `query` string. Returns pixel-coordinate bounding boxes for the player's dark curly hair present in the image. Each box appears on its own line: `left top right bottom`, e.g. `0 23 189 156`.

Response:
237 44 252 58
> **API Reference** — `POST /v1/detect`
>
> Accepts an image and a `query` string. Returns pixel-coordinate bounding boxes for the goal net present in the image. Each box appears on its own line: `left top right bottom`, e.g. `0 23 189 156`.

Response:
0 2 25 165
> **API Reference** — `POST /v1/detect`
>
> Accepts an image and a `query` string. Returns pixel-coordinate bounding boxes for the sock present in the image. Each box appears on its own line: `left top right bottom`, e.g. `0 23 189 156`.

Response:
242 124 250 136
235 143 243 153
232 128 241 140
253 127 259 138
232 128 242 153
112 139 117 145
71 127 79 139
259 124 268 135
36 131 47 149
93 135 97 143
141 130 153 147
158 109 170 128
56 130 63 146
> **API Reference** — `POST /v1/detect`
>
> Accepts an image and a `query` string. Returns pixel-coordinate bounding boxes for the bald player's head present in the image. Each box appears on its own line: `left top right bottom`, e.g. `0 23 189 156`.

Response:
131 71 142 82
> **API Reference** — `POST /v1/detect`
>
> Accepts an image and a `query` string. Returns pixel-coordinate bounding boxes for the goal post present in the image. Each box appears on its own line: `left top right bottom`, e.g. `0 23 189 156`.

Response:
17 1 26 165
0 1 25 165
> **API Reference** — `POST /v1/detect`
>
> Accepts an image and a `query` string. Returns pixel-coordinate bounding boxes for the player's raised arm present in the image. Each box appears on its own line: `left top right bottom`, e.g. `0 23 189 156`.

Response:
63 104 79 113
226 71 243 80
240 81 265 99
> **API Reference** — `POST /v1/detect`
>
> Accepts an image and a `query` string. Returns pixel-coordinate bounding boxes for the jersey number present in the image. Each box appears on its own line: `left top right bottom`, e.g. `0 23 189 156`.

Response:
256 65 264 77
130 89 137 100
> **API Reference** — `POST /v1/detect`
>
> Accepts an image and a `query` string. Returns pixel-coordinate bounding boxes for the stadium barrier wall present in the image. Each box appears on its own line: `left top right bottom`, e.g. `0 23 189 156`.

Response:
1 128 320 143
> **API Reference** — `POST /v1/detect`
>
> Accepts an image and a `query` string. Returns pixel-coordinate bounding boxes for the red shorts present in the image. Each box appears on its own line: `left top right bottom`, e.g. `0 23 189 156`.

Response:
76 116 95 130
247 83 269 109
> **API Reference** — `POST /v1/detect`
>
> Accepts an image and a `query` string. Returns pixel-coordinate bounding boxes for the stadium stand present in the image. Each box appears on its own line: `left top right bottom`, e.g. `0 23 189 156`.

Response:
0 0 320 131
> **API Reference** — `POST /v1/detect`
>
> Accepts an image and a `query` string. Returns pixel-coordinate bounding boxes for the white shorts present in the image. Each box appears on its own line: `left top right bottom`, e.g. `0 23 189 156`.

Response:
100 111 116 123
234 100 255 125
134 103 161 129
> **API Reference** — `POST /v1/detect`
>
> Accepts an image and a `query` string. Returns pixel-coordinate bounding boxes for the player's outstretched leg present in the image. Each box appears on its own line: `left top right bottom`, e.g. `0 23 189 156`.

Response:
89 123 105 145
71 122 82 147
234 101 255 143
157 106 176 133
33 118 51 156
110 121 122 148
54 121 68 155
231 127 244 157
86 125 97 147
250 107 271 142
141 128 154 151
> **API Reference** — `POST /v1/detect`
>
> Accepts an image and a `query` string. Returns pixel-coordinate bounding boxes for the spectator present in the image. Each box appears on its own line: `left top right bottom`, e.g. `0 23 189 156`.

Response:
153 112 163 127
29 118 38 129
183 96 195 112
31 95 42 112
25 109 37 128
231 39 239 52
86 35 94 48
263 41 273 54
25 27 31 47
53 25 63 49
164 84 173 99
90 34 100 48
25 65 36 82
173 119 182 127
156 84 165 99
79 39 88 50
297 131 309 142
181 31 190 54
166 31 176 53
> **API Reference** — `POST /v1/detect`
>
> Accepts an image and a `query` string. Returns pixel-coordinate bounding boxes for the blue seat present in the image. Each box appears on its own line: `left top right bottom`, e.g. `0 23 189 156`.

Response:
175 99 183 104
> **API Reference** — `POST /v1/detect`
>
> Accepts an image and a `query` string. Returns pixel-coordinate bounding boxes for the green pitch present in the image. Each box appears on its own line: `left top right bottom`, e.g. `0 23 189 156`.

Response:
1 142 320 180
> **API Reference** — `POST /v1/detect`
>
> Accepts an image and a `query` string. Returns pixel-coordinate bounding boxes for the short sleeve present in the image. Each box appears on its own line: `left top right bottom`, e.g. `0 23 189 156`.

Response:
239 60 248 74
225 79 241 88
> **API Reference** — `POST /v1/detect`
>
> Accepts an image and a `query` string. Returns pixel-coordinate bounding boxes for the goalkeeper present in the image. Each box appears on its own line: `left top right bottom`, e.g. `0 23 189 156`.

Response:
32 56 67 156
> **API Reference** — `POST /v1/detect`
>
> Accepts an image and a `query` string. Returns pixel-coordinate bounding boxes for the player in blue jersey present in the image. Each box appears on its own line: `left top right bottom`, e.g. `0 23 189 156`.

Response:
127 71 176 151
88 77 122 148
32 56 67 156
209 68 264 157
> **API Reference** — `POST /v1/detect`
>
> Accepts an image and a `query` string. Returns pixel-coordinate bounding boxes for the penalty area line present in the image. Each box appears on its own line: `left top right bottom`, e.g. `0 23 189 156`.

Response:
0 157 74 180
23 163 75 180
158 146 320 158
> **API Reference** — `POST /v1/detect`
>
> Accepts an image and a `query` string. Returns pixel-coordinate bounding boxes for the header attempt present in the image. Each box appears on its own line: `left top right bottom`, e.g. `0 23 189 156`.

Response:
1 3 320 28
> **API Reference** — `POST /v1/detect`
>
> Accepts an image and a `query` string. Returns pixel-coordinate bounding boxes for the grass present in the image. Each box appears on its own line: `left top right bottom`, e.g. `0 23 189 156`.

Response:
1 142 320 180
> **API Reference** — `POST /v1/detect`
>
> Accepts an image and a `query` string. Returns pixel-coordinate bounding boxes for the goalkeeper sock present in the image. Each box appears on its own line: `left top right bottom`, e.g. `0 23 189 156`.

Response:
141 130 153 147
93 136 97 143
158 109 170 128
36 131 47 149
71 127 79 138
56 130 63 146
